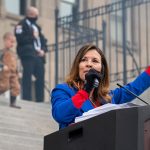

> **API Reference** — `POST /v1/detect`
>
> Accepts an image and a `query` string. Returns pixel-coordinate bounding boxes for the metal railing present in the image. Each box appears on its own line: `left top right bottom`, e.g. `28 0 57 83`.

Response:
47 0 150 89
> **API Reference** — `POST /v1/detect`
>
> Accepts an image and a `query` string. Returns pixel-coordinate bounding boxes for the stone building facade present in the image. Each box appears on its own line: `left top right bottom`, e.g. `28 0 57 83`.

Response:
0 0 150 104
0 0 108 102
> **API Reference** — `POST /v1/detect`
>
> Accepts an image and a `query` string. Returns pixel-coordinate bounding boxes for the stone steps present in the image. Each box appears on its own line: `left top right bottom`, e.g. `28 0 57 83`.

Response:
0 96 58 150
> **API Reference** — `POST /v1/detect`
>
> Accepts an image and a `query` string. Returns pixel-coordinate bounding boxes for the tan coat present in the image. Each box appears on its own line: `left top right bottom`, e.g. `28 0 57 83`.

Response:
0 49 20 96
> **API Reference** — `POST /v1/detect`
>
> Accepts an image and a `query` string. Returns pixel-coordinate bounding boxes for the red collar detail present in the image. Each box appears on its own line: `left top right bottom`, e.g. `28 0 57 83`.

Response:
145 66 150 76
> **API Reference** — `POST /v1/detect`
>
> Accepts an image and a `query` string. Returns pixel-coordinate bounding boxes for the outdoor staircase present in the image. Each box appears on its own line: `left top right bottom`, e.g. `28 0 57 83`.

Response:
0 89 149 150
0 96 58 150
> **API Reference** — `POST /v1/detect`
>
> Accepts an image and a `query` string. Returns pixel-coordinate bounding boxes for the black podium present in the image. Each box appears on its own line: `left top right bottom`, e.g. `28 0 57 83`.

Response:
44 105 150 150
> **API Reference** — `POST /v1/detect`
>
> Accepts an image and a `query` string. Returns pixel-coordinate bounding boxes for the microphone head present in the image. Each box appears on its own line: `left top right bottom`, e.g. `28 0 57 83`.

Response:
93 78 99 88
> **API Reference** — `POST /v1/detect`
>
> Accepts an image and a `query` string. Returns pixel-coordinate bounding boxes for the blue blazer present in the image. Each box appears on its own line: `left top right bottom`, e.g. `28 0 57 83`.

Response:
51 71 150 129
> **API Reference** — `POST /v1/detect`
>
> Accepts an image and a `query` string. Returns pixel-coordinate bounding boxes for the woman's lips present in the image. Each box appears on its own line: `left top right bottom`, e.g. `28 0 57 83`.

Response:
84 70 90 74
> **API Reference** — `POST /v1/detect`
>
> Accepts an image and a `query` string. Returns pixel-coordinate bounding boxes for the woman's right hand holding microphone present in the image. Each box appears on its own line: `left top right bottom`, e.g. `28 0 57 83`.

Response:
84 68 100 94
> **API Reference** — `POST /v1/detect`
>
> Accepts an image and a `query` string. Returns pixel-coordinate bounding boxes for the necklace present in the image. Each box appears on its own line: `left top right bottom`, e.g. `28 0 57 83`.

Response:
89 97 98 107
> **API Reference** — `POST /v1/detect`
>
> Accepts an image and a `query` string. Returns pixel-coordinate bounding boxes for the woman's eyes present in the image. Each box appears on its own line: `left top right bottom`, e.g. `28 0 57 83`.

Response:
93 59 100 63
81 58 86 62
81 58 100 63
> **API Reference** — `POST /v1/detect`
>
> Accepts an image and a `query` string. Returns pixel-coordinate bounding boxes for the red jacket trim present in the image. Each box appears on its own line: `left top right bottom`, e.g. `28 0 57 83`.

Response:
72 90 89 109
145 66 150 76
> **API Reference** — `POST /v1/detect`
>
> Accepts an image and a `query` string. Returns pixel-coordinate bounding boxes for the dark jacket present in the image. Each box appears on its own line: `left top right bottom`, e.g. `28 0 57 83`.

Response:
15 18 48 62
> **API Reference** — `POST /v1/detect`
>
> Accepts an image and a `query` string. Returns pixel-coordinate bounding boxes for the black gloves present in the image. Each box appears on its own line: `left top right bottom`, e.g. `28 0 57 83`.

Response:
84 69 100 93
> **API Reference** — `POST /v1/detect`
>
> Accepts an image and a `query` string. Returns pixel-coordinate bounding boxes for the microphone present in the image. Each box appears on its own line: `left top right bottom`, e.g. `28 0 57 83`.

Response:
89 78 99 98
93 78 99 88
117 83 149 105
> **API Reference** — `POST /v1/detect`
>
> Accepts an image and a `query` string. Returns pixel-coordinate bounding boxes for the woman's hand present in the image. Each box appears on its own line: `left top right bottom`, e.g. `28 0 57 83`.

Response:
84 69 100 93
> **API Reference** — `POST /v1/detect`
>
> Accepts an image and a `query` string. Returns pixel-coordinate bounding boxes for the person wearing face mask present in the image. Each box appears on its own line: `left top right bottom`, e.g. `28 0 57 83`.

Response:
14 6 48 102
51 44 150 129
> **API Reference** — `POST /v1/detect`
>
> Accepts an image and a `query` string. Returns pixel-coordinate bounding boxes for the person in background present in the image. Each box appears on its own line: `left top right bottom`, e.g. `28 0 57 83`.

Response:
0 32 21 109
15 6 48 102
51 44 150 129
